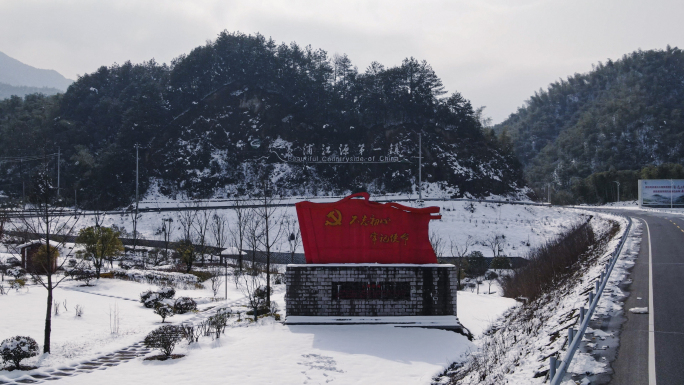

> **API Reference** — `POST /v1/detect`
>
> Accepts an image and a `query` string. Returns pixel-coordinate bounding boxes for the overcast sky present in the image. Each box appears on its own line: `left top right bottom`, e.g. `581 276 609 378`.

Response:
1 0 683 123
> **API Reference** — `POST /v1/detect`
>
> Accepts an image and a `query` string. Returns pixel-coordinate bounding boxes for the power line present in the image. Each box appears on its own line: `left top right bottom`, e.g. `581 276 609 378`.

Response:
0 153 59 163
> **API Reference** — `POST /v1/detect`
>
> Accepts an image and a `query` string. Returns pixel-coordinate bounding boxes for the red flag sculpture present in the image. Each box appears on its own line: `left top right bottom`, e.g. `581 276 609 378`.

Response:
296 192 441 264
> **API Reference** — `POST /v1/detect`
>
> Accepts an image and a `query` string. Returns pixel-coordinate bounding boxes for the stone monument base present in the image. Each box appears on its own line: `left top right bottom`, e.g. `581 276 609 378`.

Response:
284 264 466 334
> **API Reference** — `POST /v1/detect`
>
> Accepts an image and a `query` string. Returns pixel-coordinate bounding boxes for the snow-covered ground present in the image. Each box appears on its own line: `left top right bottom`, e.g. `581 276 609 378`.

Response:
1 200 591 384
0 279 228 374
434 211 638 384
56 310 472 385
0 273 516 384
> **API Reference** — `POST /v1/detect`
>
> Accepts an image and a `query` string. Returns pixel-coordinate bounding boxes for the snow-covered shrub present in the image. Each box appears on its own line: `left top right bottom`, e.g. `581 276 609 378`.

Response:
173 297 197 314
5 257 21 267
179 323 201 344
1 336 39 369
273 273 284 285
268 301 280 316
6 267 25 279
158 287 175 299
208 266 224 297
9 279 26 291
140 290 155 303
68 268 96 286
113 269 200 290
154 302 175 323
144 293 161 308
464 202 476 213
118 261 134 270
207 309 231 339
144 326 183 357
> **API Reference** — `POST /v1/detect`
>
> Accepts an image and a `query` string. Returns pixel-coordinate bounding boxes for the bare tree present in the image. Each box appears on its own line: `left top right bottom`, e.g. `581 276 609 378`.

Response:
238 269 267 322
92 208 107 228
1 205 8 240
450 236 475 290
211 212 228 264
176 204 197 267
128 208 141 256
230 199 252 273
485 234 505 259
208 265 224 298
211 212 229 299
282 214 301 264
245 209 262 269
429 230 445 260
12 168 81 353
176 204 197 244
192 203 211 266
255 173 285 308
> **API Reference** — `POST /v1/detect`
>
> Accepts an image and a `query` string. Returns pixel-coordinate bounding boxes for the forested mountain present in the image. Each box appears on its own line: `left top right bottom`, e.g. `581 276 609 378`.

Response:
0 51 72 91
0 32 525 209
496 46 684 198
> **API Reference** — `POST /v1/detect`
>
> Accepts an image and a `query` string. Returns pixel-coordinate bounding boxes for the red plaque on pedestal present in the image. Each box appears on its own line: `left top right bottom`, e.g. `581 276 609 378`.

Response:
296 192 441 264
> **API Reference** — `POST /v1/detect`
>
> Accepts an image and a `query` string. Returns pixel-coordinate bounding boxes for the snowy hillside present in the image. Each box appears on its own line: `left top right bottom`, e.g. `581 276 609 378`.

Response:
0 32 527 209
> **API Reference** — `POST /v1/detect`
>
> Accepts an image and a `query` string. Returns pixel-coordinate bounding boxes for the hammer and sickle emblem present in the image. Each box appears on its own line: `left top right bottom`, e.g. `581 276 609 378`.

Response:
324 210 342 226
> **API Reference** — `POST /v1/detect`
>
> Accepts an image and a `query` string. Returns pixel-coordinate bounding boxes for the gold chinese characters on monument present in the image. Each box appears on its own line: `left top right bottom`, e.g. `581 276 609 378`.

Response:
324 209 409 246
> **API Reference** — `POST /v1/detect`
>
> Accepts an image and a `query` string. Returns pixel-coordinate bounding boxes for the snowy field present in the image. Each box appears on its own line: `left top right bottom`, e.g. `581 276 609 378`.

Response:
1 200 591 384
17 199 590 261
0 272 517 384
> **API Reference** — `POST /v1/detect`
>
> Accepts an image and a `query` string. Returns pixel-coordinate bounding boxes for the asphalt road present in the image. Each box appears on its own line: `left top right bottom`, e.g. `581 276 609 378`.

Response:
607 209 684 385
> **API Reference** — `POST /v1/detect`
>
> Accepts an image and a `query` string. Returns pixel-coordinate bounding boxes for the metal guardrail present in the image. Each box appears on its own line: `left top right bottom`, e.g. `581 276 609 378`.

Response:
549 216 633 384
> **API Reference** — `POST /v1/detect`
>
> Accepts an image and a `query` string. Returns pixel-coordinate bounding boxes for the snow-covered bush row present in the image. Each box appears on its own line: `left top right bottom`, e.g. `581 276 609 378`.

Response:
434 213 631 384
111 269 202 290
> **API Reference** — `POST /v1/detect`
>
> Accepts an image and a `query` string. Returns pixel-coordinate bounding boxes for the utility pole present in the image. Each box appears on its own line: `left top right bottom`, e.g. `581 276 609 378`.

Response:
418 133 423 204
57 147 60 197
135 144 139 213
613 181 620 203
547 183 551 204
134 144 140 254
20 158 24 208
671 179 673 209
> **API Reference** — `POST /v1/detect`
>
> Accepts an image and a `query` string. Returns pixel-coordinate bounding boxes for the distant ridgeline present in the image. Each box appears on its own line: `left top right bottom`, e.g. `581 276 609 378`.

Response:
496 46 684 202
0 32 524 209
0 82 62 100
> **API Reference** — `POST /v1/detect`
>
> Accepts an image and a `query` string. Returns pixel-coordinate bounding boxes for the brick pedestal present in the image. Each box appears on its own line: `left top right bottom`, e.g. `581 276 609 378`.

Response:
285 264 458 317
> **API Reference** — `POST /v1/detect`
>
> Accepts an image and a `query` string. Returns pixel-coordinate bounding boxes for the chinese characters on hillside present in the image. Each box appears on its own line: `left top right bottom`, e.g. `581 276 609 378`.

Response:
283 143 404 163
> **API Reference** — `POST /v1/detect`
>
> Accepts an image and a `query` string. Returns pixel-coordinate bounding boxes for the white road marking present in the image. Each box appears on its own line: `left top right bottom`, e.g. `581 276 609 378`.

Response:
641 218 657 385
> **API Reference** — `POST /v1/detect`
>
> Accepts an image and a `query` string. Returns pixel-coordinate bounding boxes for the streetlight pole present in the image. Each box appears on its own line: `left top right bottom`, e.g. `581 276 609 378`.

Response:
613 181 620 203
671 179 674 209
